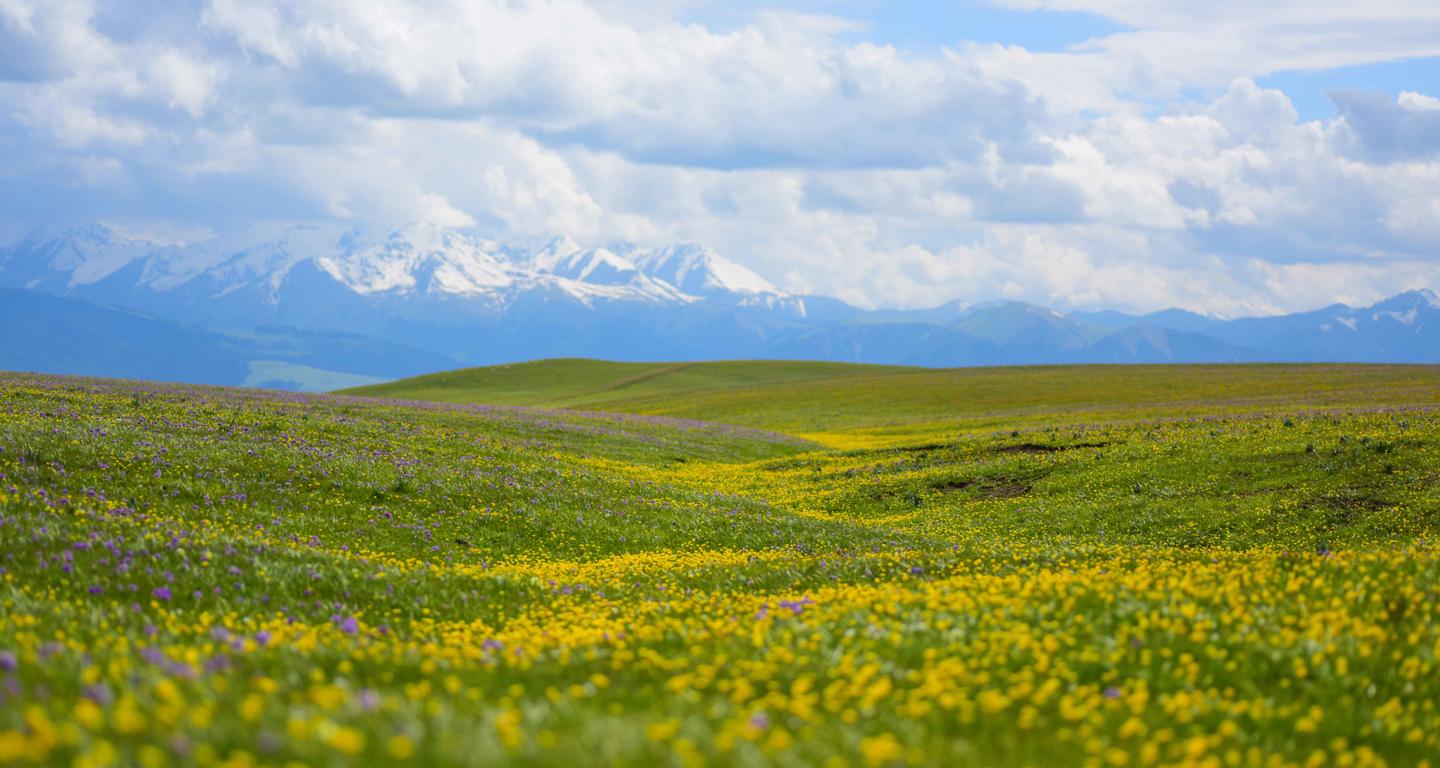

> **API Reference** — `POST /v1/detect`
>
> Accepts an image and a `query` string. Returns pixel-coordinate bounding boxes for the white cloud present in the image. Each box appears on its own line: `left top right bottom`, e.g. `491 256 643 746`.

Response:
1205 79 1299 142
0 1 1437 315
0 1 38 35
1399 91 1440 112
21 89 149 147
0 0 132 82
201 0 298 67
968 2 1440 116
148 49 222 118
249 118 604 237
1246 258 1440 312
194 0 1049 168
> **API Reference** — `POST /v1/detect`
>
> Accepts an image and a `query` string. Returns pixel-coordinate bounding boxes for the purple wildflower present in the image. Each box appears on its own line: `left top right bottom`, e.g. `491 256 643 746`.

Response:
778 596 814 616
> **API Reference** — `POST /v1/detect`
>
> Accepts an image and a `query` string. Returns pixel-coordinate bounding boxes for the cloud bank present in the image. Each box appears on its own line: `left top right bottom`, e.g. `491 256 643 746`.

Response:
1 0 1438 314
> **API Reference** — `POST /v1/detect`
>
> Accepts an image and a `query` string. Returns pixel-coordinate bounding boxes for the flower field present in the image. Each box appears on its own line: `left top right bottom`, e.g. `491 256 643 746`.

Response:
2 365 1439 767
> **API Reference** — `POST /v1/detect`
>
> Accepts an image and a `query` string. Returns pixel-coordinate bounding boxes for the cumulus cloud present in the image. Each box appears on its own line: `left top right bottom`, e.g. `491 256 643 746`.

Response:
986 1 1440 82
20 88 149 147
194 1 1051 169
0 0 1436 314
148 49 222 118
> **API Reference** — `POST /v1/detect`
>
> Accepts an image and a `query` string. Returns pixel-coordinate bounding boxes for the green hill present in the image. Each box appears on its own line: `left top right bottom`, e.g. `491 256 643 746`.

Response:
346 359 1440 446
342 358 909 409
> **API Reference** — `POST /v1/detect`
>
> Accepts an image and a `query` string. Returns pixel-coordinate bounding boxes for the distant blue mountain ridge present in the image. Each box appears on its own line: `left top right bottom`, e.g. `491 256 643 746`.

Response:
1 223 1437 390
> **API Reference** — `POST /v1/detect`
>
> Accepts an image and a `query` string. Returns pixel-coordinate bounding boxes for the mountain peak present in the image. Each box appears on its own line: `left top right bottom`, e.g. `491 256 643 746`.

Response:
526 235 585 273
1370 288 1440 312
549 248 640 285
4 222 155 288
4 224 1440 370
630 243 778 296
1 221 800 311
1400 288 1439 308
314 225 512 296
27 222 118 245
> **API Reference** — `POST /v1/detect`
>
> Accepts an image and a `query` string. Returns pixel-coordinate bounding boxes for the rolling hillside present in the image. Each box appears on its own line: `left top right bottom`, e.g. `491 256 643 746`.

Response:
346 359 1440 445
343 358 909 408
4 365 1440 765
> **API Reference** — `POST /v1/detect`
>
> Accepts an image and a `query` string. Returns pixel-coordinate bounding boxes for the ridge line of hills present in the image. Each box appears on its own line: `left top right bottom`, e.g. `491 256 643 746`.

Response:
2 222 1438 390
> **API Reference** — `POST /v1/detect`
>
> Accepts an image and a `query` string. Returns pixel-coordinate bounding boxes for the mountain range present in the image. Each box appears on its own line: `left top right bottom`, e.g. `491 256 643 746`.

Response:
1 222 1437 390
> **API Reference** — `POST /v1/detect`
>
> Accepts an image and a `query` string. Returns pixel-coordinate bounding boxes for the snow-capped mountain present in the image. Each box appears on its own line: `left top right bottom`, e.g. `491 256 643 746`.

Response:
517 239 695 305
0 222 799 315
629 244 806 315
0 222 812 365
316 224 514 297
4 223 173 291
2 222 1439 388
630 244 776 296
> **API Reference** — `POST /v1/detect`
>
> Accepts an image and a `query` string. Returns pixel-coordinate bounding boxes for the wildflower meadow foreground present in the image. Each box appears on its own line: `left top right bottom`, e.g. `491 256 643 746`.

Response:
1 363 1438 767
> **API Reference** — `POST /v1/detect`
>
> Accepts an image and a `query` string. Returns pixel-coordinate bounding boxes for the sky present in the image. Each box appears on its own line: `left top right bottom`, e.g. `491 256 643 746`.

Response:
1 1 1438 315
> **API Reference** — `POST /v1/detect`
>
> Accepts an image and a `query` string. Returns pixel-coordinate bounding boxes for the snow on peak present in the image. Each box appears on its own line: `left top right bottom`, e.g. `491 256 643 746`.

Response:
1373 288 1440 309
1374 308 1419 326
8 223 160 287
629 244 778 295
520 238 785 304
543 247 640 285
316 224 513 296
2 222 794 312
1365 288 1440 325
204 224 344 296
526 235 584 273
519 241 700 304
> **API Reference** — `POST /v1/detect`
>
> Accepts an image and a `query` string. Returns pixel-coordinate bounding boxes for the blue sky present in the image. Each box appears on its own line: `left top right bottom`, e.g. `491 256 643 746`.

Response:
683 1 1127 51
1260 57 1440 122
1 1 1438 314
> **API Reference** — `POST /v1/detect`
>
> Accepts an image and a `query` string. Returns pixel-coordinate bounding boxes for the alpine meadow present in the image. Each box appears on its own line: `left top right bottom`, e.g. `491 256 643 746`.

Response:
5 1 1440 767
2 362 1439 766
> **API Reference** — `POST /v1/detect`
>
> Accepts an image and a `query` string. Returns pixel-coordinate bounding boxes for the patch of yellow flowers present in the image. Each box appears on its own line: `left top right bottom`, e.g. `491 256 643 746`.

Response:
3 540 1438 766
2 374 1440 766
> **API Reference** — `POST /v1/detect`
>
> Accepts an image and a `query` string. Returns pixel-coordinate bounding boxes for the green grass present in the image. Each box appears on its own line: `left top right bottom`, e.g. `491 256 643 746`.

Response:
343 358 911 409
3 364 1440 767
347 360 1440 445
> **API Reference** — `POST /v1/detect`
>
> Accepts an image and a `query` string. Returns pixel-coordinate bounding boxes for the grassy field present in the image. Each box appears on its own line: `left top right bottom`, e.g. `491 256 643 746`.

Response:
348 360 1440 446
3 363 1439 767
345 359 910 411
